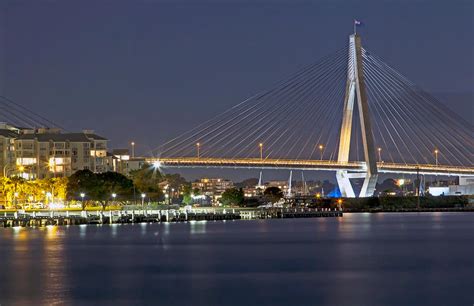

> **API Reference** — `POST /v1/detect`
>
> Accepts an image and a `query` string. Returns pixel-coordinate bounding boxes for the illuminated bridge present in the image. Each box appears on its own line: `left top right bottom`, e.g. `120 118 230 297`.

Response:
152 32 474 197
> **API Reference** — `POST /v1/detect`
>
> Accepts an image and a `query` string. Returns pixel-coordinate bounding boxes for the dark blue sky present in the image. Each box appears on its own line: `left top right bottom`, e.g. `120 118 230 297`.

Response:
1 0 472 173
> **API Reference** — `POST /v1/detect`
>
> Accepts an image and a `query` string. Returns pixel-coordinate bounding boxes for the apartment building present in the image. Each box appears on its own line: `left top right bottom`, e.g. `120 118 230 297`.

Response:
14 128 110 179
111 149 146 176
192 178 234 199
0 123 19 177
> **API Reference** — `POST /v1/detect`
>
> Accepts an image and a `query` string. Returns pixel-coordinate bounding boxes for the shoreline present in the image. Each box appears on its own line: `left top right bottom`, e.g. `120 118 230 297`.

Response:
1 207 473 229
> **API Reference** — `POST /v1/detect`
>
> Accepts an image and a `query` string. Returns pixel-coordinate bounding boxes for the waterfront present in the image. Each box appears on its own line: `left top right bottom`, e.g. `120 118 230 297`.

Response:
1 213 473 306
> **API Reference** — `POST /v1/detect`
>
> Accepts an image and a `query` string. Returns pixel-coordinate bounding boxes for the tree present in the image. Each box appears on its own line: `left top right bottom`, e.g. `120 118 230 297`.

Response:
96 172 134 208
129 164 163 200
181 184 193 205
220 188 244 206
67 170 133 209
51 177 68 202
264 187 284 204
67 169 100 203
164 173 187 191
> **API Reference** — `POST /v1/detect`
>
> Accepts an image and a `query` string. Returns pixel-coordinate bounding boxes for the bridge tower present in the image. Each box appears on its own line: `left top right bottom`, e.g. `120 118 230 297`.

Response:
336 33 378 197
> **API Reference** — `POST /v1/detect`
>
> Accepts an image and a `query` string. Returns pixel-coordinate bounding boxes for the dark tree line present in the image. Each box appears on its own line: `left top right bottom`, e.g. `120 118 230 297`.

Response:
67 170 134 209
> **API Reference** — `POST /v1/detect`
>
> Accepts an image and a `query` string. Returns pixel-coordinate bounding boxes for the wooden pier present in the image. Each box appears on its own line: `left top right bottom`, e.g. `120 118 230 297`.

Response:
0 207 342 228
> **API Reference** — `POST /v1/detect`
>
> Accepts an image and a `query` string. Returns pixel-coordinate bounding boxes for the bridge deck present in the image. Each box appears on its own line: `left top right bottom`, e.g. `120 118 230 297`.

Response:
149 157 474 176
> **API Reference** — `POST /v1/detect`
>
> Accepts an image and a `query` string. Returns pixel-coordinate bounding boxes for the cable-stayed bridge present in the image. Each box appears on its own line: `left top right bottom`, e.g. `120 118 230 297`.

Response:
152 33 474 197
0 95 63 129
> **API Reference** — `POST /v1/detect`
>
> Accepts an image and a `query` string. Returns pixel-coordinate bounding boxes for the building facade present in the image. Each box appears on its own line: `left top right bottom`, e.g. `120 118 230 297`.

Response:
192 178 234 203
0 123 19 177
111 149 147 176
13 128 109 179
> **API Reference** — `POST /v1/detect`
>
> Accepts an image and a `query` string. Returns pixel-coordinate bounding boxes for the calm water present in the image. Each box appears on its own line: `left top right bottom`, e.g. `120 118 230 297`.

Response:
0 213 473 306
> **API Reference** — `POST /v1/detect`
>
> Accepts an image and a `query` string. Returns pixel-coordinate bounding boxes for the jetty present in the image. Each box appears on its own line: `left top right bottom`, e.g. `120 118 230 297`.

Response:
0 207 342 228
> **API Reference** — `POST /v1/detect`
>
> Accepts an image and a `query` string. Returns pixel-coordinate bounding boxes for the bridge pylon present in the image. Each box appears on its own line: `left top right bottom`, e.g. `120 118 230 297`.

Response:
336 33 378 197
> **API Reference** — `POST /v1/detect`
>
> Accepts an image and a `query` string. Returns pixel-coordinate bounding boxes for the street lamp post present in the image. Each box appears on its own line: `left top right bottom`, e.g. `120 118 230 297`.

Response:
434 149 439 166
377 147 382 163
112 193 117 205
196 142 200 159
80 192 85 209
318 144 324 160
259 143 263 160
131 142 135 158
141 193 146 208
18 165 25 178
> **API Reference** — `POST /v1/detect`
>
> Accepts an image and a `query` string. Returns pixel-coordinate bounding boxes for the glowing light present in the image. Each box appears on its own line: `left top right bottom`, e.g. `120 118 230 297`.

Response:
141 193 146 198
49 202 65 209
152 160 161 168
397 179 405 186
16 158 36 166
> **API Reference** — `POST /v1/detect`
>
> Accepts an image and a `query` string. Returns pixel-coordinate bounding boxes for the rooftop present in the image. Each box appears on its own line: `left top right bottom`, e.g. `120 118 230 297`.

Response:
17 132 107 142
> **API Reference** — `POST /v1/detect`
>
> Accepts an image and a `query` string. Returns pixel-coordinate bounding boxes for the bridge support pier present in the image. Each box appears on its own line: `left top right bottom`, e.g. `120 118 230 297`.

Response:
360 173 378 198
336 33 378 198
336 171 355 198
336 171 377 198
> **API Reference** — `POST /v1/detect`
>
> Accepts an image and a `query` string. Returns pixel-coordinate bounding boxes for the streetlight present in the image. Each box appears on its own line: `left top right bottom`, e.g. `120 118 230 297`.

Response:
196 142 200 159
259 143 263 160
165 193 169 204
112 193 117 204
131 142 135 158
434 149 439 166
141 193 146 207
377 147 382 163
80 192 85 205
18 165 25 178
318 144 324 160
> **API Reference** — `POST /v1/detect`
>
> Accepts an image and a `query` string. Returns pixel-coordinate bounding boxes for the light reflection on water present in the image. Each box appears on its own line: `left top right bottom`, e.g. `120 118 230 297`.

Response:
41 226 70 305
0 213 473 306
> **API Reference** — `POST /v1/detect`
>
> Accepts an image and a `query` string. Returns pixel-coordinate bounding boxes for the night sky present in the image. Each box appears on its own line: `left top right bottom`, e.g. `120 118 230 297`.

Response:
0 0 472 180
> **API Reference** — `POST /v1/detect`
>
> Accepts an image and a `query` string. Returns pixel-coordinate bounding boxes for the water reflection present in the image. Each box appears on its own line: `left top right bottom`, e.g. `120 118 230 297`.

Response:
79 224 87 239
41 225 69 305
0 213 473 306
111 223 119 237
140 222 147 236
190 220 207 235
